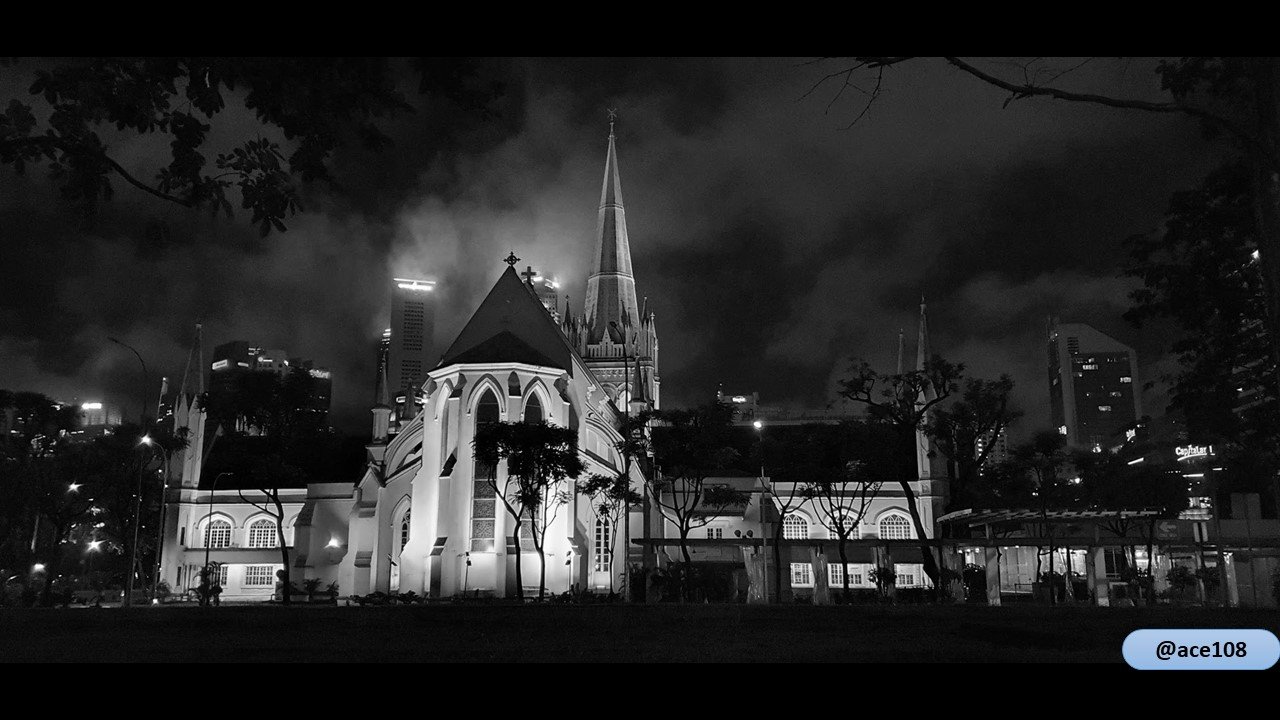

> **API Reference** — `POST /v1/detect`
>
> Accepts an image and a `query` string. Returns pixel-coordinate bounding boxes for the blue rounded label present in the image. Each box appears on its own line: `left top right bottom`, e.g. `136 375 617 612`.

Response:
1123 629 1279 670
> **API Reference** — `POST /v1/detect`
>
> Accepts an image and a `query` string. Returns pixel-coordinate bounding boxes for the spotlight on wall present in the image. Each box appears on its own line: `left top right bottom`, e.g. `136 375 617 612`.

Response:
326 538 341 549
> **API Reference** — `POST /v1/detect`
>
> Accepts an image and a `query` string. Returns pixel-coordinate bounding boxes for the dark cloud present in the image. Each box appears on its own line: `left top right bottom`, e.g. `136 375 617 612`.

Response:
0 58 1231 440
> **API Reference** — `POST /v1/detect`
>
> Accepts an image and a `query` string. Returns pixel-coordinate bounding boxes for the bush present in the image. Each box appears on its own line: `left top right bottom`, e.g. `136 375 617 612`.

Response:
1166 565 1197 593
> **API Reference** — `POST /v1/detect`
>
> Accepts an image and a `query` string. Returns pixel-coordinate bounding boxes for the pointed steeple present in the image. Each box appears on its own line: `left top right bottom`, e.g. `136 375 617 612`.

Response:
916 295 929 373
373 354 391 410
583 119 641 345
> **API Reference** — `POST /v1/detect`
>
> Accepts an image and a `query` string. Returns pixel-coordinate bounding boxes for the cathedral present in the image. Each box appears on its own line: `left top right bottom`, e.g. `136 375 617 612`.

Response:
159 125 661 599
158 124 945 602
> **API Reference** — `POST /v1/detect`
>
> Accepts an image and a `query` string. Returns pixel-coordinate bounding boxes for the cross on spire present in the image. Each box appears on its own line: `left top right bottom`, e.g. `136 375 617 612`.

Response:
504 250 520 266
607 108 617 138
521 265 538 285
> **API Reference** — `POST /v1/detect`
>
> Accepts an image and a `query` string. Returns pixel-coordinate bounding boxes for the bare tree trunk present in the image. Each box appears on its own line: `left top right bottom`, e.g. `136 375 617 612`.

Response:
512 522 524 601
772 518 785 603
895 478 941 587
838 532 851 600
272 491 290 606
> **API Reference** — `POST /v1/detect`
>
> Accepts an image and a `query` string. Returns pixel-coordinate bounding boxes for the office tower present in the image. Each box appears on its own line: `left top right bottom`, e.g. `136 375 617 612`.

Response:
1048 317 1142 449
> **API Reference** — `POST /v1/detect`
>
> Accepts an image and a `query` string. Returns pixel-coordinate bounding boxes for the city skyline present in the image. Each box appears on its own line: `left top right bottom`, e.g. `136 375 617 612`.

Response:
0 58 1224 437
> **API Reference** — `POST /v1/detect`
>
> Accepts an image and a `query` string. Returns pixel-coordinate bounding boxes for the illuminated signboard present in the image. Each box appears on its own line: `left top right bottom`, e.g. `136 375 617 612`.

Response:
1175 445 1213 462
81 402 103 410
1125 428 1137 441
394 277 436 292
731 396 747 403
211 359 229 370
309 369 331 380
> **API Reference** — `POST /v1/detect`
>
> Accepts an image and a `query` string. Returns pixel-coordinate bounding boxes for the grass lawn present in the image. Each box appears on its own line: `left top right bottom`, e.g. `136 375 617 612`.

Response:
2 603 1277 662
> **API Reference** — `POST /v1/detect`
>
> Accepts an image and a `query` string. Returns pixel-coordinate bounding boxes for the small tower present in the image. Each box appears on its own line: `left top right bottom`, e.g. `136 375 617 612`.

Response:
371 353 393 445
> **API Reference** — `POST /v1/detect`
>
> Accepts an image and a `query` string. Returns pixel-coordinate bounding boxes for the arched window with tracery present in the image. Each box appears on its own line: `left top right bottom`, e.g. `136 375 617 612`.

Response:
782 515 809 540
879 513 913 540
203 518 232 548
247 518 278 548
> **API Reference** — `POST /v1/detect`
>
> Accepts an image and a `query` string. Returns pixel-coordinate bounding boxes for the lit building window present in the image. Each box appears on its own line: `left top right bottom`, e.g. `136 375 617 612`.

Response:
1099 405 1112 412
594 518 611 572
247 519 278 549
244 565 276 587
1120 376 1132 383
879 514 913 540
790 563 813 587
204 519 232 549
1082 364 1098 370
829 564 863 587
782 515 809 540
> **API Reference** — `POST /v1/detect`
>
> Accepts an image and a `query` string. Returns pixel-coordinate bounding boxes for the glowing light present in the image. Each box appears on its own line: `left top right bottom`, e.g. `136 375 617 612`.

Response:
211 359 229 370
1125 428 1137 441
1176 445 1213 462
1183 473 1205 478
32 563 45 573
1252 249 1261 261
752 420 763 430
88 540 102 551
81 402 103 410
326 538 342 549
308 369 331 380
1127 458 1145 465
68 483 81 492
1057 426 1068 436
140 435 153 445
731 396 748 403
394 278 436 292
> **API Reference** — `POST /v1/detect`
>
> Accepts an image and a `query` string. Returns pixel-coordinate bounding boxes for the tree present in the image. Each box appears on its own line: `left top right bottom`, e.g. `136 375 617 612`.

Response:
237 456 305 605
0 58 503 235
929 376 1022 510
756 425 819 602
577 472 640 594
1004 430 1078 604
837 355 964 588
1126 161 1280 473
473 421 585 601
645 403 750 597
810 57 1280 423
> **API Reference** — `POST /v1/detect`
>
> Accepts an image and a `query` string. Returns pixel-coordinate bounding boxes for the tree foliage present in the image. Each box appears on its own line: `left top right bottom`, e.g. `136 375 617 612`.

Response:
0 57 503 235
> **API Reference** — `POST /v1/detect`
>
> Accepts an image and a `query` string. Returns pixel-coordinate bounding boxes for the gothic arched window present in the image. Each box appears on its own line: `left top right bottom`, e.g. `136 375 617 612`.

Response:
523 394 543 424
472 389 501 552
400 509 411 551
782 515 809 540
879 513 913 540
247 518 278 548
204 519 232 549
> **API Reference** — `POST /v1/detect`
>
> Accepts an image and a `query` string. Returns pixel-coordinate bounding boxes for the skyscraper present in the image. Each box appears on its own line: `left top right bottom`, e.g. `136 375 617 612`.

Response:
387 277 437 401
1047 318 1142 449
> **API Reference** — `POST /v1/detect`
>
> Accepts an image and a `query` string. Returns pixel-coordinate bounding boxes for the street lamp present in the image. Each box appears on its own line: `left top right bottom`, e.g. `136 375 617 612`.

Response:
753 420 769 602
201 472 234 608
107 337 150 427
140 436 172 602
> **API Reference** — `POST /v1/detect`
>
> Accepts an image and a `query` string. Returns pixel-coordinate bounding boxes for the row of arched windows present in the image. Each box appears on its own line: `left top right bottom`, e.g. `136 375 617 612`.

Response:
198 517 289 549
781 512 915 540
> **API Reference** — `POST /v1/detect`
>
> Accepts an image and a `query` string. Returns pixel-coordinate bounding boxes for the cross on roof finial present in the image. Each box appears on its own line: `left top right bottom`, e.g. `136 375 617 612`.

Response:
521 265 538 285
607 108 617 137
504 250 520 266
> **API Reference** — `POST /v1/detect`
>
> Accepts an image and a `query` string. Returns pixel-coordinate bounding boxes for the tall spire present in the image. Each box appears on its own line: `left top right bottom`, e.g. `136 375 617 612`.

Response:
583 116 641 344
916 295 929 373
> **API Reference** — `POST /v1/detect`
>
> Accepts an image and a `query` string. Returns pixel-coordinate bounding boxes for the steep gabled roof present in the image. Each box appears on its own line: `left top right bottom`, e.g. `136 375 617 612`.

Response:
437 265 575 374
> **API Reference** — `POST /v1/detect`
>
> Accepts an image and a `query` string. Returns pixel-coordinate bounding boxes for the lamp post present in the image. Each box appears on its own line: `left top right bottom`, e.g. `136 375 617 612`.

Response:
753 420 769 602
108 337 149 427
201 472 234 608
141 436 171 602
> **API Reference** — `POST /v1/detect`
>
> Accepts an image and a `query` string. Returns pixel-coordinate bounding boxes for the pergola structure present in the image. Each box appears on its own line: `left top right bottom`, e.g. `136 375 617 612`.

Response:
938 507 1164 606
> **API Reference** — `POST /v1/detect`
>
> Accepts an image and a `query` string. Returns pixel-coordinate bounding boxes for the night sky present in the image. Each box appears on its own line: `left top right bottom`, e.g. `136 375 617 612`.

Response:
0 58 1229 438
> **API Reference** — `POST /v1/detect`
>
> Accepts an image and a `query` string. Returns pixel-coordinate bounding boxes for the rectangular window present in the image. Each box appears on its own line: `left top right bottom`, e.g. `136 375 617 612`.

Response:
243 565 275 587
1120 376 1132 383
1099 405 1112 412
594 521 612 573
790 563 813 587
706 527 723 539
829 564 862 587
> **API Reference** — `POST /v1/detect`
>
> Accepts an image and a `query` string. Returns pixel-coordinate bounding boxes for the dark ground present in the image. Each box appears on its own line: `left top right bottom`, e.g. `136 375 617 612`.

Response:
2 603 1277 662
